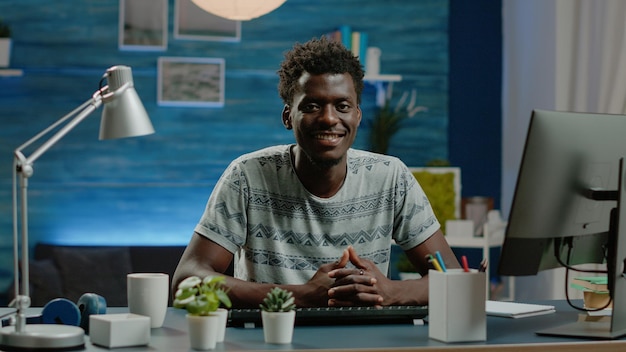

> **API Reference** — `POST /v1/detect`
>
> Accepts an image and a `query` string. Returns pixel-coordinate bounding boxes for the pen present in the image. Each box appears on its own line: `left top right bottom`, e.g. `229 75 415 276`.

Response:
461 255 470 272
429 255 444 272
435 251 447 272
479 258 488 273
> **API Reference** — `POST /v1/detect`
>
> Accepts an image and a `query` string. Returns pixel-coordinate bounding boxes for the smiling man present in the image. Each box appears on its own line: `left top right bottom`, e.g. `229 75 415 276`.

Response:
173 37 459 308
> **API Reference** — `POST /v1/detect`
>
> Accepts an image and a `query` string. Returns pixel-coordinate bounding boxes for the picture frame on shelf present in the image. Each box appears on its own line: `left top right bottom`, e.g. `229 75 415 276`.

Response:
118 0 168 51
157 57 225 108
174 0 241 42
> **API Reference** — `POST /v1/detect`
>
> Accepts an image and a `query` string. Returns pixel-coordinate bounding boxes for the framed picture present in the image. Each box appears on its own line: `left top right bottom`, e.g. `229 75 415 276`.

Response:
119 0 168 51
174 0 241 42
158 57 225 107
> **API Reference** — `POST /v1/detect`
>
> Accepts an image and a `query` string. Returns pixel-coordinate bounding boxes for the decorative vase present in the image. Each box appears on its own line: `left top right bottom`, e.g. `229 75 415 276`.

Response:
261 310 295 344
0 38 11 67
186 314 219 350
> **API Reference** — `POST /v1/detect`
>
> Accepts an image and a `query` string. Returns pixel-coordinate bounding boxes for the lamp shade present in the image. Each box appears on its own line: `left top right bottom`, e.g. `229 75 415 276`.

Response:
190 0 286 20
99 65 155 140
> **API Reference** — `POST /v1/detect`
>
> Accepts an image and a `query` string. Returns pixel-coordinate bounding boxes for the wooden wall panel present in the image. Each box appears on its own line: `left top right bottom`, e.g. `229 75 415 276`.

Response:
0 0 449 293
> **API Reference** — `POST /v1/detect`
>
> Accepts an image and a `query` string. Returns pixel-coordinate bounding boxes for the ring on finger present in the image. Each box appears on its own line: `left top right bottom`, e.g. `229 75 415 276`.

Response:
359 269 364 275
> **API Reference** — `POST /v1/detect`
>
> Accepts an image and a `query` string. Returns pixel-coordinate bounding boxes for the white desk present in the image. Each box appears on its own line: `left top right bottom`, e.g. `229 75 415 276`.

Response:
3 301 626 351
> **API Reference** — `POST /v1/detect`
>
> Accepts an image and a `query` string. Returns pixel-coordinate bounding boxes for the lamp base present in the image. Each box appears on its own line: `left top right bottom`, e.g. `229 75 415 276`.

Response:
0 324 85 351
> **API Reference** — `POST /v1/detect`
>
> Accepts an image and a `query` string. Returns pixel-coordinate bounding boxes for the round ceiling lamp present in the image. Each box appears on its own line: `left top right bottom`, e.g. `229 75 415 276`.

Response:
190 0 287 21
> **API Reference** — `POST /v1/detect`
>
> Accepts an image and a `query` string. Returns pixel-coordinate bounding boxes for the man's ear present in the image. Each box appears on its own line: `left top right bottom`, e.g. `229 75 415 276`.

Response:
282 105 292 130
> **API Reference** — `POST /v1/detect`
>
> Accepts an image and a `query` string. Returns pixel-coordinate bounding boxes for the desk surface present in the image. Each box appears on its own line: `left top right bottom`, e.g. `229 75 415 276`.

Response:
2 301 626 351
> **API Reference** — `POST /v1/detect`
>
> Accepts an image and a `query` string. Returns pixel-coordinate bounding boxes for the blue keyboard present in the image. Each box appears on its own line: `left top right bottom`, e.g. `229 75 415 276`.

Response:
227 305 428 327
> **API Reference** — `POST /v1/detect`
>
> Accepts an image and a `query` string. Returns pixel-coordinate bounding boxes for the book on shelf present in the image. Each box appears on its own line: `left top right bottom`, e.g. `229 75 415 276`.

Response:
351 31 360 58
326 25 369 68
339 24 351 50
350 31 368 68
325 29 341 44
571 276 608 293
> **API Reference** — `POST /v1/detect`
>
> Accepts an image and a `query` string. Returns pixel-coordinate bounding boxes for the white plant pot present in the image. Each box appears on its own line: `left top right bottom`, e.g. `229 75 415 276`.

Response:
186 314 219 350
399 272 422 280
261 310 296 344
211 308 228 342
0 38 11 67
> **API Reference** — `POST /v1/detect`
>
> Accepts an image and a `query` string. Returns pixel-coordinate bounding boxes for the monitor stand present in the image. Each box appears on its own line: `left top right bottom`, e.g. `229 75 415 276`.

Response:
537 158 626 339
537 321 626 340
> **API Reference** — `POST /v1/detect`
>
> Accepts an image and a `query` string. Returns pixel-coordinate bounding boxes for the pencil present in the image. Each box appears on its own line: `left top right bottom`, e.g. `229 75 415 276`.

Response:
430 256 444 272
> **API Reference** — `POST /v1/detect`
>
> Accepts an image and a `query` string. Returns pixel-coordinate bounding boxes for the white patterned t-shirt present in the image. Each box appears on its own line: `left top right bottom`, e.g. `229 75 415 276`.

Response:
194 145 440 284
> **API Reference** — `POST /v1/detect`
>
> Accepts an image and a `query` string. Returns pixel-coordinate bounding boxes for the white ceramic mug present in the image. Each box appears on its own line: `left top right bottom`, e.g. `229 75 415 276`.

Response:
127 273 169 328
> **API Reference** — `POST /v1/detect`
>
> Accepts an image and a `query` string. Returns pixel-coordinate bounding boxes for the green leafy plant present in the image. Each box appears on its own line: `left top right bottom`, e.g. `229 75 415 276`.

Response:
173 275 232 316
259 287 296 312
369 86 427 154
0 19 10 38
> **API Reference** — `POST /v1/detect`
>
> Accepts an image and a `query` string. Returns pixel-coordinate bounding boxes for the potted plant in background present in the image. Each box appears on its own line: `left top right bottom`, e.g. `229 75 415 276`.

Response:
396 252 422 280
259 287 296 344
369 85 428 155
0 18 11 67
174 275 232 350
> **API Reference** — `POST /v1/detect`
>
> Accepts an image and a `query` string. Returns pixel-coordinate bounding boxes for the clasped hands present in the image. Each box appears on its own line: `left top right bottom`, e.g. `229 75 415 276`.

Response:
322 246 392 307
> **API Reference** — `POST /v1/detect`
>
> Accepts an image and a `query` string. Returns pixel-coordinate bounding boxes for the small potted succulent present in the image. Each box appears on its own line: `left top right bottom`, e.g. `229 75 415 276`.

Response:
0 18 11 67
174 275 232 350
259 287 296 344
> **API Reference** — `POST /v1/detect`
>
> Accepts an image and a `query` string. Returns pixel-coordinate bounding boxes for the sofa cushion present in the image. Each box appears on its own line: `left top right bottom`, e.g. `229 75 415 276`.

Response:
29 259 65 306
6 259 65 307
52 247 132 306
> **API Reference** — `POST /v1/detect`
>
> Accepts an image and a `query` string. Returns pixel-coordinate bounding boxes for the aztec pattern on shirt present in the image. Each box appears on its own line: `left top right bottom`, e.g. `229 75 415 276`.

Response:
195 145 439 284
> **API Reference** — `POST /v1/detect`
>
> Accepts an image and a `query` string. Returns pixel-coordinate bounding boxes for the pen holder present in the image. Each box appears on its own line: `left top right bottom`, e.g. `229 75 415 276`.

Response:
428 269 486 342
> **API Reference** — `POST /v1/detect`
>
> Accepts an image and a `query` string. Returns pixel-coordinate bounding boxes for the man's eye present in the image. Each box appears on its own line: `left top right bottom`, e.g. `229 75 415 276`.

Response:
302 104 319 113
337 104 351 112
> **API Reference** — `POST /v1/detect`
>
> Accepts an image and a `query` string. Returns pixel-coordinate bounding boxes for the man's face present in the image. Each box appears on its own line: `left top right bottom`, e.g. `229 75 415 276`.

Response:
283 72 362 168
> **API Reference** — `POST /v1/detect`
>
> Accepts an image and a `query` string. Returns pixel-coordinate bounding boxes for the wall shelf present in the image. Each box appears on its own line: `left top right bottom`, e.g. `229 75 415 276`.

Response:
364 74 402 82
0 68 23 77
364 74 402 106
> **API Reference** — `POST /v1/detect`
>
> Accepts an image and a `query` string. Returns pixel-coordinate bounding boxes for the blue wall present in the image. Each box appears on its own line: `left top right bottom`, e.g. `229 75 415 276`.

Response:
449 0 502 208
0 0 502 295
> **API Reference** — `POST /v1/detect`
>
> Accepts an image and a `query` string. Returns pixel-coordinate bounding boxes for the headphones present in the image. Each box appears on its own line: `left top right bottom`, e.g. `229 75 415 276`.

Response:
1 293 106 334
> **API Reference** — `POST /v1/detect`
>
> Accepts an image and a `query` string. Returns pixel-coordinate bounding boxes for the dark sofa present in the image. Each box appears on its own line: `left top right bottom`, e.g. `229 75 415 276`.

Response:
7 243 186 307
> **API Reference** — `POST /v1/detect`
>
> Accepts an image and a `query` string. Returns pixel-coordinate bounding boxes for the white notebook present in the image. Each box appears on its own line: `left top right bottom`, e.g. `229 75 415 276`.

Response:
486 300 556 319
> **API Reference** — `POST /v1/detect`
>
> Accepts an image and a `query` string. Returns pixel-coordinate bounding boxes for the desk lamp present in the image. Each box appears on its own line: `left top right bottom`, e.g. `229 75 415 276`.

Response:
0 65 155 350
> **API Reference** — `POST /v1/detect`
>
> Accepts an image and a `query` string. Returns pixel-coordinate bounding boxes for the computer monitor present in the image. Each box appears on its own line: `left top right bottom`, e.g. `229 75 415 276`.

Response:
498 109 626 339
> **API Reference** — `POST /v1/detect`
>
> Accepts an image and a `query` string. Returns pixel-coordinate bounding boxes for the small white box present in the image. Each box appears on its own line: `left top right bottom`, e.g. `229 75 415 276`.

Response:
89 313 150 348
445 219 474 238
428 269 486 342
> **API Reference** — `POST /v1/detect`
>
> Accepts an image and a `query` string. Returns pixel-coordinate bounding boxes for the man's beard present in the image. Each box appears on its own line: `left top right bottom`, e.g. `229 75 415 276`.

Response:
305 152 343 169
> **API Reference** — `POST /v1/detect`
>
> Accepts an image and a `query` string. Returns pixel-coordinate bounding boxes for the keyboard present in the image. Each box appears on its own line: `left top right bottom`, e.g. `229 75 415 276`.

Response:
227 305 428 327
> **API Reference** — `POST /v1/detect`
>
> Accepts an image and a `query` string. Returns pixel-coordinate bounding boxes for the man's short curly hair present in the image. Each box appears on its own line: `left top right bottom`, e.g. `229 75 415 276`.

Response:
277 36 365 105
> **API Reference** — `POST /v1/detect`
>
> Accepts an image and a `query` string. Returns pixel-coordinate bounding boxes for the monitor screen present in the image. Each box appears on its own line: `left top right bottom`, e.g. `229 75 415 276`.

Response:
497 109 626 338
498 109 626 276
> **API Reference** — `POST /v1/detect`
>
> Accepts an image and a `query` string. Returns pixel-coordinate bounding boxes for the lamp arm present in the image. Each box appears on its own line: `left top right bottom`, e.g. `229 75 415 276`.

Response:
14 99 94 157
17 93 104 167
14 81 129 167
